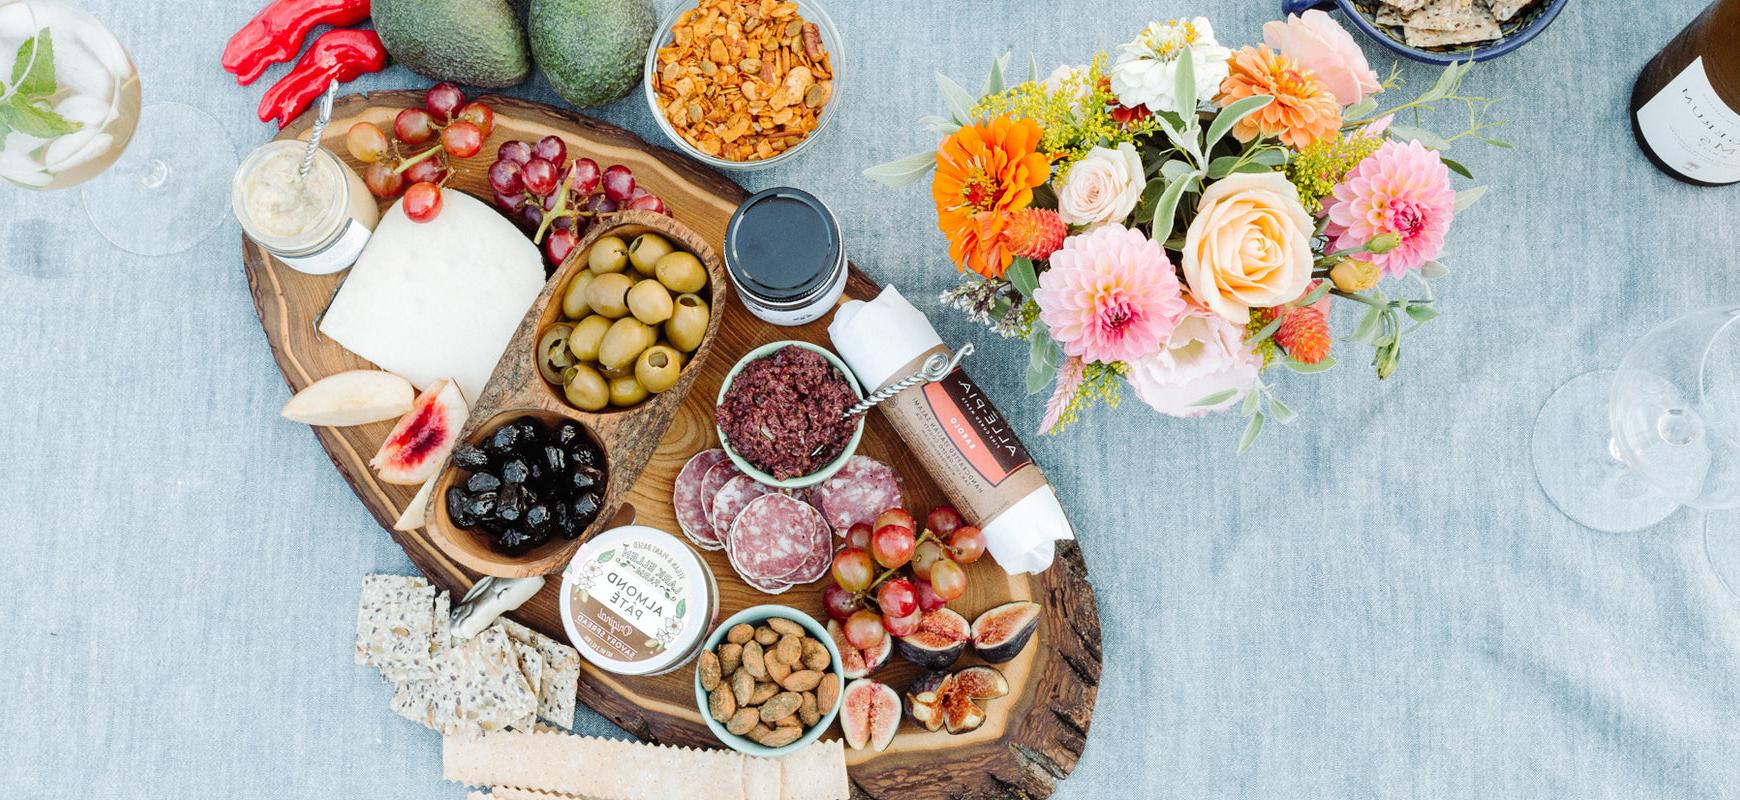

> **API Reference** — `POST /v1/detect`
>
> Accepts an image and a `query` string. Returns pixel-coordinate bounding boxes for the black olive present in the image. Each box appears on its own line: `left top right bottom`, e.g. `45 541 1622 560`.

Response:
544 445 567 473
495 528 534 552
570 469 598 493
446 487 477 527
501 458 530 484
486 424 521 454
463 491 498 520
572 492 601 524
497 485 524 522
466 472 502 493
569 445 599 468
558 421 581 446
510 419 540 444
526 504 552 534
452 444 491 469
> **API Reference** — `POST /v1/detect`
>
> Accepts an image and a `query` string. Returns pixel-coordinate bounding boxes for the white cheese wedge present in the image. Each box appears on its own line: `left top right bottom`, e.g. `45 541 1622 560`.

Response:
320 188 545 402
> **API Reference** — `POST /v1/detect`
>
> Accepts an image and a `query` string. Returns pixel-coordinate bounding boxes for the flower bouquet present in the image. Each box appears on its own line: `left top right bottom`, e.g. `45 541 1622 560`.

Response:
866 13 1504 450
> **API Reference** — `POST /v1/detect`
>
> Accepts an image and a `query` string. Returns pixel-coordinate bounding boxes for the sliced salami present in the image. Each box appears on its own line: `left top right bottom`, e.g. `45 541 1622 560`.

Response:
710 475 773 535
672 449 729 550
693 460 744 547
778 502 835 584
728 493 820 581
740 573 792 595
811 456 901 532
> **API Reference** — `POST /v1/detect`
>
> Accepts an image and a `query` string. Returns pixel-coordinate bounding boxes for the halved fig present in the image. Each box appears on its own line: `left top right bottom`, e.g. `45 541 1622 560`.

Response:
829 619 891 679
370 379 468 485
950 665 1009 700
893 607 969 670
970 601 1041 664
905 671 950 732
839 679 900 752
281 369 413 426
940 684 987 734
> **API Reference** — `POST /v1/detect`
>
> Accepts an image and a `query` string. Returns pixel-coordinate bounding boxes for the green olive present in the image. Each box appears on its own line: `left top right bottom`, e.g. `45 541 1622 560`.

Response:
635 345 684 394
626 279 674 325
598 317 655 371
586 271 634 319
537 323 577 385
563 363 609 411
628 233 674 276
561 271 595 319
587 236 629 274
609 375 650 407
599 361 635 380
665 293 710 352
567 315 612 362
654 251 707 294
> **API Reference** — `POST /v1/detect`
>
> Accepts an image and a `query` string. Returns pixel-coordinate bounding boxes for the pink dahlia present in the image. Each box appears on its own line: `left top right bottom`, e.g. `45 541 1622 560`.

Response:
1034 224 1187 365
1323 139 1455 276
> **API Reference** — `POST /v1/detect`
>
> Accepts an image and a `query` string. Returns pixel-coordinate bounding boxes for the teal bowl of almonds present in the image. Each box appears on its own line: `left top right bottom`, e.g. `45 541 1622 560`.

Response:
694 606 843 757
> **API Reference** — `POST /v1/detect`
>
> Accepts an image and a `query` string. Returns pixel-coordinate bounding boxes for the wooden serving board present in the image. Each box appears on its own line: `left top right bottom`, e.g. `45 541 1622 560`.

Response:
243 91 1099 800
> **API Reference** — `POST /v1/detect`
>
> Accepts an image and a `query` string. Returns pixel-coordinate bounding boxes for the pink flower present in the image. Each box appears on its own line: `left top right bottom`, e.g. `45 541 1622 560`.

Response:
1124 305 1260 418
1262 10 1382 107
1034 224 1188 365
1324 140 1456 276
1039 357 1085 435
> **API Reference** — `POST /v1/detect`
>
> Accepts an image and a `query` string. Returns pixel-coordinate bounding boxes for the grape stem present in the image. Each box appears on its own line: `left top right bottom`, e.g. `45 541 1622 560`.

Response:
392 144 444 175
532 172 576 245
852 530 937 603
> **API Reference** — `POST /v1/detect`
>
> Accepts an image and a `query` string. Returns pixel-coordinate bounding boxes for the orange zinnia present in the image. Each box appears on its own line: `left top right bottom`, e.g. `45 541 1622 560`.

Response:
931 116 1052 278
1216 46 1342 151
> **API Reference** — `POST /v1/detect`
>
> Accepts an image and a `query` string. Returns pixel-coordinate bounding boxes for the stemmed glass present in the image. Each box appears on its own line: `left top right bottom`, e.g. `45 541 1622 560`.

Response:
1532 306 1740 597
0 0 235 255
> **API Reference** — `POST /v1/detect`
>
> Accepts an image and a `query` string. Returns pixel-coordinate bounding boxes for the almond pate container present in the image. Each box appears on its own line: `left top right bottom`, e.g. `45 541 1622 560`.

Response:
559 525 718 676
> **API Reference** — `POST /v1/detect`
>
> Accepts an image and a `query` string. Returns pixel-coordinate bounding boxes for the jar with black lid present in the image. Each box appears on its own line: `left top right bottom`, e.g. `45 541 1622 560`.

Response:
723 187 847 326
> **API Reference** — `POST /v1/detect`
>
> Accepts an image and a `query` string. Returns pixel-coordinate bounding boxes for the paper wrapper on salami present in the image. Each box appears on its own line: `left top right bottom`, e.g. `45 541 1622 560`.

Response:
828 286 1074 574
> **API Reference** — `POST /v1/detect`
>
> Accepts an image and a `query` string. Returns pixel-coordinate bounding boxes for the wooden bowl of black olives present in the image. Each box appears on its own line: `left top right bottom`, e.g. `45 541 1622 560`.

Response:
422 210 728 578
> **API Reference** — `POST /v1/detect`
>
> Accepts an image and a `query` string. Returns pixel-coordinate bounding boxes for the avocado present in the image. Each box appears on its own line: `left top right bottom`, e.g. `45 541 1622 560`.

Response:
529 0 657 109
374 0 532 89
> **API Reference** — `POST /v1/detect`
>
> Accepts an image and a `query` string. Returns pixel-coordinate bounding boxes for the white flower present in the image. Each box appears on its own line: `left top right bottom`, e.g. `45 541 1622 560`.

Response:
1041 64 1090 99
1108 17 1232 115
1124 307 1259 418
1055 142 1144 227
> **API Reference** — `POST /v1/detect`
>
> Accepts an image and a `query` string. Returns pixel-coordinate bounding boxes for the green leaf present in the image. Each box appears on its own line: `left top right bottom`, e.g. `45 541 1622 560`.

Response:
1244 314 1282 347
1160 159 1193 184
1191 388 1239 408
1421 260 1450 279
1173 47 1197 121
1283 354 1337 373
1249 148 1288 166
1351 304 1383 344
1453 185 1487 213
1206 156 1240 179
1301 280 1333 306
1150 170 1196 244
1440 156 1473 179
0 98 80 138
1154 115 1197 162
11 29 56 98
935 71 978 124
1405 303 1440 322
1388 123 1450 151
862 151 936 188
1028 53 1040 84
675 599 687 618
918 115 959 136
1006 256 1038 298
1236 411 1266 454
596 549 614 564
1241 387 1261 416
1025 328 1063 395
1205 94 1272 151
1266 395 1297 425
1342 97 1377 121
1132 175 1167 219
981 52 1009 97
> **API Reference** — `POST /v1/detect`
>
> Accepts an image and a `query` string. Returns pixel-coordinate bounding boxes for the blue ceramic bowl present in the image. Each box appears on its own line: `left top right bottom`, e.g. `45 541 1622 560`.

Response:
1282 0 1568 64
715 341 865 490
694 606 844 757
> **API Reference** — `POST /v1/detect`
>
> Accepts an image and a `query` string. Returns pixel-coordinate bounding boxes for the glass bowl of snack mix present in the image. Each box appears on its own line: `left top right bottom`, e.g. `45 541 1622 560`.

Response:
644 0 841 171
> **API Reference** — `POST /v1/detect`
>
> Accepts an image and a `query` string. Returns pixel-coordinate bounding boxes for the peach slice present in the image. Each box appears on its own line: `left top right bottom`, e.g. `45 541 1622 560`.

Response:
392 474 439 531
280 370 414 426
370 378 468 486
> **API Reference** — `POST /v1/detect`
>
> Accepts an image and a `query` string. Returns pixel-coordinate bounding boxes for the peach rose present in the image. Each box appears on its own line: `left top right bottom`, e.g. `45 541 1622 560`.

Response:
1262 10 1382 107
1180 172 1315 324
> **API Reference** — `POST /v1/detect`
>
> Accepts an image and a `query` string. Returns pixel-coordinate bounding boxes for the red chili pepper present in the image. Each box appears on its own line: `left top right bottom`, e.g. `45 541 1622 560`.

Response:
222 0 372 86
257 28 387 128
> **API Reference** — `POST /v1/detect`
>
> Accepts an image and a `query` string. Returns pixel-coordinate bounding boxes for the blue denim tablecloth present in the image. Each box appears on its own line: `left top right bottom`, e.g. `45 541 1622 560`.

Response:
3 0 1739 797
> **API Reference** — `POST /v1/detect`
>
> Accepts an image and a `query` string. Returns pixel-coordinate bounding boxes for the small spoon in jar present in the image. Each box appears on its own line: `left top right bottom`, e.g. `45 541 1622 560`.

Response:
809 343 974 457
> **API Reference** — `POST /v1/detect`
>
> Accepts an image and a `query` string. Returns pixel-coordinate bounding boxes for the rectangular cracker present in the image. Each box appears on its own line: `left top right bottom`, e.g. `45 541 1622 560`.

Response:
1381 0 1430 11
1405 13 1501 46
489 788 603 800
443 730 746 800
509 642 544 732
498 618 580 729
356 575 438 682
742 756 782 800
1490 0 1532 20
426 627 539 738
432 590 452 656
1376 6 1408 25
777 739 850 800
1406 0 1489 30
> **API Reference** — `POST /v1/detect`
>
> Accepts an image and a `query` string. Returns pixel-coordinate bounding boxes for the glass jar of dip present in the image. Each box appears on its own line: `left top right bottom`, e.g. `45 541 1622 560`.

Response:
559 525 719 677
231 139 379 275
723 187 846 326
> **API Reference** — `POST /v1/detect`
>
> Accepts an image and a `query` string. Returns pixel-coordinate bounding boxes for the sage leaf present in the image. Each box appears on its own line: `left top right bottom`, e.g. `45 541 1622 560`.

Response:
1025 327 1063 395
1173 48 1197 122
935 71 978 124
981 52 1009 97
1244 314 1282 346
1205 94 1272 151
862 151 936 188
1283 355 1337 373
1237 411 1266 454
1440 156 1473 179
1006 256 1039 298
1267 395 1297 425
1191 388 1239 408
1301 280 1333 305
1388 123 1450 151
1453 186 1487 212
1421 260 1451 279
1150 170 1196 244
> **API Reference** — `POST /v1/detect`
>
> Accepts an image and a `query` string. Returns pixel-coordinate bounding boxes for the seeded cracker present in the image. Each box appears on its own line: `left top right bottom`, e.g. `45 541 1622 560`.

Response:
355 575 438 682
498 617 581 729
1405 12 1502 46
1490 0 1533 21
424 626 539 737
1406 0 1489 30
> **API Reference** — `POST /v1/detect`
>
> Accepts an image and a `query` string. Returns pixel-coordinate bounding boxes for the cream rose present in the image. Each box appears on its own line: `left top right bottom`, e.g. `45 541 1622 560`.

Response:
1056 143 1143 227
1180 172 1315 323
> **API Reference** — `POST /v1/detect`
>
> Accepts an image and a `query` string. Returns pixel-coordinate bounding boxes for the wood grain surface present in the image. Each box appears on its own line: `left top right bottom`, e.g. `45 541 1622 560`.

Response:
242 91 1099 799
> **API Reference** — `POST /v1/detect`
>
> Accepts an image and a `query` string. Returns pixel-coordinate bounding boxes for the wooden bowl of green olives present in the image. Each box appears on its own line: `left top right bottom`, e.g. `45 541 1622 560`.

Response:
421 210 728 578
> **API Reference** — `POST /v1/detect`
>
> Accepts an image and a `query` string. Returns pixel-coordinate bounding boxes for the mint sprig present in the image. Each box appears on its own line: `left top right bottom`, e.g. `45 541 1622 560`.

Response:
0 29 83 140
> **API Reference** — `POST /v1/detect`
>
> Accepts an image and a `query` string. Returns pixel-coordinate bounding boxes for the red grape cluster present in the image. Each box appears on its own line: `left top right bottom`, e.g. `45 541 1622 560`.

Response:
823 505 988 651
346 82 495 224
486 135 670 268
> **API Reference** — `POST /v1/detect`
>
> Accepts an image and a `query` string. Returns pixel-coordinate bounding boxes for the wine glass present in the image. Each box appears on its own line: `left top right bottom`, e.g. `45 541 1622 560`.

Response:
1532 306 1740 597
0 0 235 255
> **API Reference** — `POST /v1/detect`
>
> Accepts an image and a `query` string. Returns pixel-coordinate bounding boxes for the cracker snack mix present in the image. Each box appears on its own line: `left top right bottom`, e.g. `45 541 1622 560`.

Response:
653 0 834 162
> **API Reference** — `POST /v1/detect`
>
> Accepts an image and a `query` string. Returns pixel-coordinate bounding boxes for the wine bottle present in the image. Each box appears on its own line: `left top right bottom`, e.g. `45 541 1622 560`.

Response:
1630 0 1740 186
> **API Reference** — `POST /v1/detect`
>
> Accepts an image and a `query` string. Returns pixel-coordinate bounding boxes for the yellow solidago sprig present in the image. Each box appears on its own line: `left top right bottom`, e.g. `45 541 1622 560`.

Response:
972 53 1159 176
1042 360 1127 436
1284 129 1385 214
